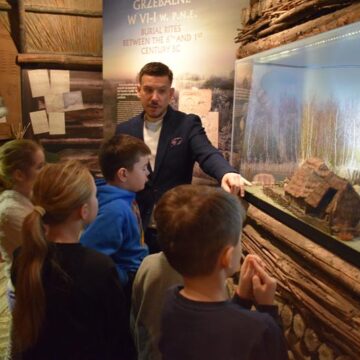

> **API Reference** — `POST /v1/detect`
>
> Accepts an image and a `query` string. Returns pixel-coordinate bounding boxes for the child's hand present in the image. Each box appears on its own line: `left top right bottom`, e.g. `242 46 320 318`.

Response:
251 260 277 305
237 254 265 300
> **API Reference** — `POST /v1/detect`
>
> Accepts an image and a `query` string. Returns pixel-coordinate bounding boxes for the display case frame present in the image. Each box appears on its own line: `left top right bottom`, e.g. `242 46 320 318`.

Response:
231 22 360 268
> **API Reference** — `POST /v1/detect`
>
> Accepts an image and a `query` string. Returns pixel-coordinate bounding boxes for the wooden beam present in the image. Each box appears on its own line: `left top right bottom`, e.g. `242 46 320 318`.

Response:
237 0 355 45
0 3 102 17
243 224 360 358
237 2 360 59
17 53 102 69
243 207 360 358
246 206 360 296
271 0 347 26
0 3 11 11
18 0 26 53
24 4 102 18
0 123 12 140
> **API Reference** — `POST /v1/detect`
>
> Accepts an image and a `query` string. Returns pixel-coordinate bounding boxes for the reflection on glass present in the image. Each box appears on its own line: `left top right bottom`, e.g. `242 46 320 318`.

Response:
231 22 360 244
232 22 360 184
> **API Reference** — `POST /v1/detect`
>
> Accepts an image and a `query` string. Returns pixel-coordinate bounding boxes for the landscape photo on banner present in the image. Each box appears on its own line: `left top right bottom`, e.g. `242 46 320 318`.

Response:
103 0 248 160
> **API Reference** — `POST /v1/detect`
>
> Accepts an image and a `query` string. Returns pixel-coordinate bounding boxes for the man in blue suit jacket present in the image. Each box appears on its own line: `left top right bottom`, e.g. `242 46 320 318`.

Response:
116 62 250 252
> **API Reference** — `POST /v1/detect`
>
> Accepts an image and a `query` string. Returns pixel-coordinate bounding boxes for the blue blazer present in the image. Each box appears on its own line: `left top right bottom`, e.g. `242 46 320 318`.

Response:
116 106 236 228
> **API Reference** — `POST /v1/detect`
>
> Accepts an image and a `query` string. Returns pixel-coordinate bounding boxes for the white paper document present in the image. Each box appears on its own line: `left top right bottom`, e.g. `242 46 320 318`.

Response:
45 94 64 112
30 110 49 134
50 70 70 94
28 70 51 98
48 112 65 135
63 91 84 111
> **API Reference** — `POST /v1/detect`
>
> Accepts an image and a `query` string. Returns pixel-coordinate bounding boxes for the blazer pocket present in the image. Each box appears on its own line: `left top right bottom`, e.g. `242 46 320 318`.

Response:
169 137 183 148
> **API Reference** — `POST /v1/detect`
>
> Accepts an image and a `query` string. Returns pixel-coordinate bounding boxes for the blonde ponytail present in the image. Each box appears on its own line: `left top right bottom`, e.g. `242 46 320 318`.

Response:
12 211 48 350
12 160 94 352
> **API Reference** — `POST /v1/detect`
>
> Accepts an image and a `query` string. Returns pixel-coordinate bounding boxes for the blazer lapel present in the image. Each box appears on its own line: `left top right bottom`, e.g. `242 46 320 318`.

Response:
152 107 174 180
134 114 155 177
132 114 145 140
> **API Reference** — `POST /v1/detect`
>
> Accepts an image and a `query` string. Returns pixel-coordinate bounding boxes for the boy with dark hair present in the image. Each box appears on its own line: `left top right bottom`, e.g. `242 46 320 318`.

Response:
155 184 288 360
80 134 150 293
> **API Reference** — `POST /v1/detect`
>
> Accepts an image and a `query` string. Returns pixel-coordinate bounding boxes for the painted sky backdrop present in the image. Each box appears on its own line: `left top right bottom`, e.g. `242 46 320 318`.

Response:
254 22 360 102
234 22 360 182
103 0 247 82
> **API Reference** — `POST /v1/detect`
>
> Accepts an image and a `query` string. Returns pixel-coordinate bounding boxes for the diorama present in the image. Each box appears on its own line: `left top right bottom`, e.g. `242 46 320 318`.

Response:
231 21 360 266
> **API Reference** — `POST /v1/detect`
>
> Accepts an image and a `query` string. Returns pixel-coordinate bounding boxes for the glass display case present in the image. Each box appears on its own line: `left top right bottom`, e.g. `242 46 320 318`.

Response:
231 22 360 266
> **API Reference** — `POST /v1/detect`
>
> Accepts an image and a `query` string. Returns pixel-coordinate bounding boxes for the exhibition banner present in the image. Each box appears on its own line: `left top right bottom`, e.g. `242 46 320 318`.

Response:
103 0 247 155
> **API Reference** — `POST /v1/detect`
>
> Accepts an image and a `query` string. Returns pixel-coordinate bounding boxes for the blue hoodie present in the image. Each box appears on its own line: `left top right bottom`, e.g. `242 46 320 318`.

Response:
80 178 148 285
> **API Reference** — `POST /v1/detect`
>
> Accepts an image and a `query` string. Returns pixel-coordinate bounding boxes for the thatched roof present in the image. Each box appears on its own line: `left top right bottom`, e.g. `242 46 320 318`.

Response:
285 158 360 239
285 158 348 208
0 0 102 55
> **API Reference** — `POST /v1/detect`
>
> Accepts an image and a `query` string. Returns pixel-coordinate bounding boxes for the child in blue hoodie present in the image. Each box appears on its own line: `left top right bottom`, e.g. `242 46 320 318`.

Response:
80 134 150 297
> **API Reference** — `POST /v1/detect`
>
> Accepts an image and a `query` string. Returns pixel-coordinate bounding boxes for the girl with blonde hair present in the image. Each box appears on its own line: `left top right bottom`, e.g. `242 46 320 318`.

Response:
11 161 134 359
0 139 44 266
0 139 44 358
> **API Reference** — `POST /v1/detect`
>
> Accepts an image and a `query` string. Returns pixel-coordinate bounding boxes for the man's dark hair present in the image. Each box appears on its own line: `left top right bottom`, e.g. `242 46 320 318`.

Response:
154 185 246 277
138 62 173 85
99 134 150 181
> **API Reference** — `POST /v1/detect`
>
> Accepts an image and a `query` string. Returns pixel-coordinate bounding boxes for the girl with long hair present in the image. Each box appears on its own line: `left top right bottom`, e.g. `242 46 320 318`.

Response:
0 139 44 267
0 139 44 358
12 161 134 359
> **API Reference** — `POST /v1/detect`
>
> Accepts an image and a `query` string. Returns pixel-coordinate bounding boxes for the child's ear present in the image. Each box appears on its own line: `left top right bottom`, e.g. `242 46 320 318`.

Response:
12 169 26 183
220 245 234 269
79 203 90 221
116 167 128 183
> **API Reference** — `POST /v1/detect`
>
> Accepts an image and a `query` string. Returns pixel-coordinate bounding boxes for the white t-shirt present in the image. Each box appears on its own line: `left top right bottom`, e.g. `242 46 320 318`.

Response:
143 116 163 171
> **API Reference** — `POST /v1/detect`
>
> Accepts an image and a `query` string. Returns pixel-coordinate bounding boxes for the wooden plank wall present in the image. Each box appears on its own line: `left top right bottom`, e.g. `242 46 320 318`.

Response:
0 0 103 171
0 21 21 140
236 0 360 58
243 206 360 359
236 1 360 359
